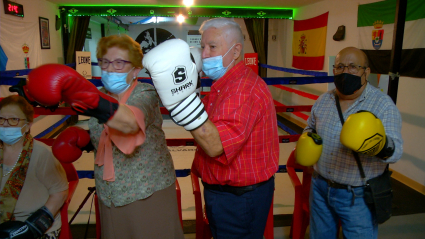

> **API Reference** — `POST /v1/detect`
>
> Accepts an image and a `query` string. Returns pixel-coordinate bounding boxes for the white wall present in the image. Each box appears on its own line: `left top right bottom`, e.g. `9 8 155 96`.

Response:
275 0 425 187
85 17 109 77
0 0 63 97
0 0 63 70
0 0 66 135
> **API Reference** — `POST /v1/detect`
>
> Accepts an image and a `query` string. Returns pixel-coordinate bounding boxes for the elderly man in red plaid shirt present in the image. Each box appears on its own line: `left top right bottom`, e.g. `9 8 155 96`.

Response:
190 18 280 238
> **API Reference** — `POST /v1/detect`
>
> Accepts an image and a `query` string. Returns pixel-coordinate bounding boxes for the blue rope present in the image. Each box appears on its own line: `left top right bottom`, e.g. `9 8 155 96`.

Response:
277 121 298 136
1 61 332 88
0 62 323 78
34 115 71 138
0 62 96 78
1 77 333 88
77 171 95 179
259 63 328 76
76 166 301 179
262 76 333 85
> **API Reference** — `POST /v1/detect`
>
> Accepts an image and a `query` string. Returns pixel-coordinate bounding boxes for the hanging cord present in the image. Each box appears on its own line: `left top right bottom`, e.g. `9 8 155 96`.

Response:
106 20 110 36
335 94 367 185
84 192 96 239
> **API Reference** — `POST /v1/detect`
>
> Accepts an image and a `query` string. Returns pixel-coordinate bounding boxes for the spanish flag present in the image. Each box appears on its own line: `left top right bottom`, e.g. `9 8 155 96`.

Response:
292 12 328 70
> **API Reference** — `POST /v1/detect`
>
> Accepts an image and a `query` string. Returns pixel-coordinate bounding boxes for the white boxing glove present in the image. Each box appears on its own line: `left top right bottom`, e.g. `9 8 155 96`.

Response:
190 46 203 98
143 39 208 131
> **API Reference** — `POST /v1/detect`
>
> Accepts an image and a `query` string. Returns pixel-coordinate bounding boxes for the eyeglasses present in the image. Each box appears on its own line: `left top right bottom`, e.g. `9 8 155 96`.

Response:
0 117 26 126
333 64 367 74
98 58 132 70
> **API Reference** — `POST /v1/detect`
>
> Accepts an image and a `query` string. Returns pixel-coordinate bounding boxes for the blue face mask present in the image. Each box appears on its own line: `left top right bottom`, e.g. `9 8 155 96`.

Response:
101 67 134 94
202 44 235 80
0 124 26 145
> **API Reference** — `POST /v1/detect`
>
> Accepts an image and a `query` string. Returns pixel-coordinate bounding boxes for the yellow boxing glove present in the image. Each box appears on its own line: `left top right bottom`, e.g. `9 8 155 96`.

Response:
340 111 386 156
295 132 323 166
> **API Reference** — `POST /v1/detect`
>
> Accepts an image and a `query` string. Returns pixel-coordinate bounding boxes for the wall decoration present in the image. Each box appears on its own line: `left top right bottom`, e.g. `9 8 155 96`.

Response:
358 0 425 78
39 17 50 49
135 28 176 55
187 30 201 48
292 12 329 70
135 28 175 75
22 44 30 69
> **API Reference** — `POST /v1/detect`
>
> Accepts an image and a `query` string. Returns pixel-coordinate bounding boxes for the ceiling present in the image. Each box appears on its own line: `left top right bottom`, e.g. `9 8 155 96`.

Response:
46 0 324 9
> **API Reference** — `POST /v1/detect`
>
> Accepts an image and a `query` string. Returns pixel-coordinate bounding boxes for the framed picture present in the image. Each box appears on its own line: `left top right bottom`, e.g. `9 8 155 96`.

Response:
39 17 50 49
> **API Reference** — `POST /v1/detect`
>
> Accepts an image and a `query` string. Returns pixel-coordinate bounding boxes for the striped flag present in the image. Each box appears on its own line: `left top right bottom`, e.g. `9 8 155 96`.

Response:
0 45 7 71
358 0 425 78
292 12 328 70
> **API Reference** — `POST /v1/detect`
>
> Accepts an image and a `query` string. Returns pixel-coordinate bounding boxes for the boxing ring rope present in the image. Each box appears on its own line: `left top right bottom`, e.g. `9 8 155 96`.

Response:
258 63 327 76
1 63 331 179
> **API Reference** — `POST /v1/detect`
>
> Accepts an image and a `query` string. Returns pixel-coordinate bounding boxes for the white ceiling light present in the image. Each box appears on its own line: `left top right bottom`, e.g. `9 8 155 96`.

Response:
183 0 194 7
177 14 185 23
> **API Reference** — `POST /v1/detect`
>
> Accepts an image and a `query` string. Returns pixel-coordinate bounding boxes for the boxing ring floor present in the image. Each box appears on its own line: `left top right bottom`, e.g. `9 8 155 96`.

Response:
68 117 298 225
68 118 425 239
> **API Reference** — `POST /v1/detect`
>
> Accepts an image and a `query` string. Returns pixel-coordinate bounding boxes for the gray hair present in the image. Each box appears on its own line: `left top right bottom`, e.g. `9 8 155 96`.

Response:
199 18 244 50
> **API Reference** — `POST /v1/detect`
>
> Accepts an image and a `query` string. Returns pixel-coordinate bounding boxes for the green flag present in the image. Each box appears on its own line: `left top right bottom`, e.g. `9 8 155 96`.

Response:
357 0 425 78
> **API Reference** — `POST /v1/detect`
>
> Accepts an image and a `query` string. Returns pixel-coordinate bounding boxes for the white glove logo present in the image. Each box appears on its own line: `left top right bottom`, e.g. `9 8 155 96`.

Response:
172 66 187 85
10 225 29 237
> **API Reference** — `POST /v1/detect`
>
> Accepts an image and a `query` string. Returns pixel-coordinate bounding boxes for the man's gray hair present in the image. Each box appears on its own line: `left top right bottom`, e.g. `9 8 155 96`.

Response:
199 18 244 49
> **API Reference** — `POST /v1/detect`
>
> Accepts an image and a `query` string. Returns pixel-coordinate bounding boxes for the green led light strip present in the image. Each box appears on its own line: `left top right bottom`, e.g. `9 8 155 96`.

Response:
60 6 293 19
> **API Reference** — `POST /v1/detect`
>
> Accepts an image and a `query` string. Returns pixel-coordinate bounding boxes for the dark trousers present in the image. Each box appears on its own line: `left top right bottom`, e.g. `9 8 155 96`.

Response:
204 177 274 239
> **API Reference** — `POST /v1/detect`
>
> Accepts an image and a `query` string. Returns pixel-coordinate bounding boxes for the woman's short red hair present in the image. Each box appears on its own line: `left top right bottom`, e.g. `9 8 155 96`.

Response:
96 34 144 68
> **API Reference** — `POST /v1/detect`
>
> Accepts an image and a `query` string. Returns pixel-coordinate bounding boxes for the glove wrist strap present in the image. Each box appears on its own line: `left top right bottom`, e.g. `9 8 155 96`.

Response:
26 206 54 237
81 95 119 124
169 92 208 131
376 136 395 160
80 133 95 152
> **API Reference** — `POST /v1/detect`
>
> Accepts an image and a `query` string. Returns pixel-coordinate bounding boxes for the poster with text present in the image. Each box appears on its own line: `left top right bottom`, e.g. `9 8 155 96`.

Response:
76 51 92 79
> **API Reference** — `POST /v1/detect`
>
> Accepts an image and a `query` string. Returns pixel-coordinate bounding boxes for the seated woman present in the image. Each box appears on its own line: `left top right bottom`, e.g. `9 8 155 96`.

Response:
0 95 68 239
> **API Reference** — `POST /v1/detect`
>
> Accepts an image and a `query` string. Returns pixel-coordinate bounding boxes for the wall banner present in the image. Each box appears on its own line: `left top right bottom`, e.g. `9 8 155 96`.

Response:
76 51 92 79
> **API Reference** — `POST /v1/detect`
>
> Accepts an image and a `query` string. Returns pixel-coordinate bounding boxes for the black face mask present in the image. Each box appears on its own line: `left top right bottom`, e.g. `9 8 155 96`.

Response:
333 73 365 95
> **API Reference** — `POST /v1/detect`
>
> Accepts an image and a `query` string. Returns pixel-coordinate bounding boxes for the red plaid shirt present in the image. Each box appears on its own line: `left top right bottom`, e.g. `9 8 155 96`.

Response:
191 61 279 186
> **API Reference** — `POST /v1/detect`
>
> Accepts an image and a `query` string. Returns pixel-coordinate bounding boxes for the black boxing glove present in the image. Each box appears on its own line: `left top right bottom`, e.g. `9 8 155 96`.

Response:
0 206 55 239
24 206 54 238
0 221 33 239
9 79 39 107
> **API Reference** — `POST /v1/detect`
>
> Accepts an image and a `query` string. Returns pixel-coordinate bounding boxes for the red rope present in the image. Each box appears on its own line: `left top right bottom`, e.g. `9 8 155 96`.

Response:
36 134 300 147
273 100 310 121
34 103 313 116
273 85 319 100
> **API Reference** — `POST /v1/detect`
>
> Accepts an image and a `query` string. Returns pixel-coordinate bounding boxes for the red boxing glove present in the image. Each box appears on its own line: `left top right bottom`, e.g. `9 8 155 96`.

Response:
52 126 91 163
27 64 119 123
